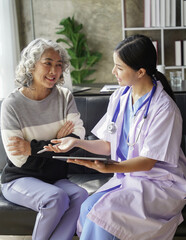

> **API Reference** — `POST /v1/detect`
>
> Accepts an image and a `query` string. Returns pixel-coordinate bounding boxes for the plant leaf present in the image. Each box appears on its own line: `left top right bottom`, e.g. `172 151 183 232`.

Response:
70 57 86 69
56 16 102 84
71 33 86 56
71 69 96 84
56 38 71 47
86 52 102 67
66 48 77 58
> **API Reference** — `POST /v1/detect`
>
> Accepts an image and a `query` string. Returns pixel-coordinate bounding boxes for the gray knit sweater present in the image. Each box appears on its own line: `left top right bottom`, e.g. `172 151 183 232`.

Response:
1 86 85 184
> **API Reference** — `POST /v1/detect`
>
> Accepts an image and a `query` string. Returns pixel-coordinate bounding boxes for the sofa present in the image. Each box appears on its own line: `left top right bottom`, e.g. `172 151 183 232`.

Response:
0 93 186 237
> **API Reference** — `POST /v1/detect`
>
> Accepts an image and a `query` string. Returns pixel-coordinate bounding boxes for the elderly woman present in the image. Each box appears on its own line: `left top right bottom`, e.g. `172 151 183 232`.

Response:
1 38 88 240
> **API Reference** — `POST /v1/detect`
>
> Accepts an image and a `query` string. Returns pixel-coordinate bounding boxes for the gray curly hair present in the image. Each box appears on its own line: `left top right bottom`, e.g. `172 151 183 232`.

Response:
15 38 69 87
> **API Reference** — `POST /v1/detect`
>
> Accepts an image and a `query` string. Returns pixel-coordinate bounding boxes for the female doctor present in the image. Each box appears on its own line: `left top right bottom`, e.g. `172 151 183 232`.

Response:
45 34 186 240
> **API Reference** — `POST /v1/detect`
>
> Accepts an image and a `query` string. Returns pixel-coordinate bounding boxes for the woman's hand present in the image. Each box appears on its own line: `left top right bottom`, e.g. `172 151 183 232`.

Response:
44 137 78 153
44 138 111 156
56 121 74 139
67 156 157 174
7 136 31 156
67 159 109 173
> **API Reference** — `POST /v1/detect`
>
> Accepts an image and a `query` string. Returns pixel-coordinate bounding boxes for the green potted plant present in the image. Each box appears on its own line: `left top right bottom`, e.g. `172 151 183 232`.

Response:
56 16 102 84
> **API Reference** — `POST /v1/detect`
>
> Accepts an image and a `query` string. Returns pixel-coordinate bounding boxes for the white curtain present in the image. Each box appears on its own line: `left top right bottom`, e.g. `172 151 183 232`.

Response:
0 0 20 99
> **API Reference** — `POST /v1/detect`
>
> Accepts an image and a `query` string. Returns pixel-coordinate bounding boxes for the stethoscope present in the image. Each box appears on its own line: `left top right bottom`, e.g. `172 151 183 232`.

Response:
107 79 157 146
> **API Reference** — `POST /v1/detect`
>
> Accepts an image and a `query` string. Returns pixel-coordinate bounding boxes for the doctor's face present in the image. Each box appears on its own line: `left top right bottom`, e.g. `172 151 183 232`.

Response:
112 52 138 87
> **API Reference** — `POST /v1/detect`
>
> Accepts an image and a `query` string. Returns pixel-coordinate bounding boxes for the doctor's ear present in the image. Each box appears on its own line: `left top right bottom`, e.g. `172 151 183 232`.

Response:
137 68 146 78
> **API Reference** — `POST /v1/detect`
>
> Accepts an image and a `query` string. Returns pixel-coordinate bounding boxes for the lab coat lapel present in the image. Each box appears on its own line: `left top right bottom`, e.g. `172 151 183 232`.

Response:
127 81 164 159
112 88 131 160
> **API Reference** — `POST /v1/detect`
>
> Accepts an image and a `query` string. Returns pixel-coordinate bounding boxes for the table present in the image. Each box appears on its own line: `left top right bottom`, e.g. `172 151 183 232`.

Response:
73 81 186 96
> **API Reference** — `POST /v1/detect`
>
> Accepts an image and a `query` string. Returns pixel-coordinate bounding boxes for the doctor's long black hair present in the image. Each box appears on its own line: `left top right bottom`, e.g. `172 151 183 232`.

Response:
114 34 175 101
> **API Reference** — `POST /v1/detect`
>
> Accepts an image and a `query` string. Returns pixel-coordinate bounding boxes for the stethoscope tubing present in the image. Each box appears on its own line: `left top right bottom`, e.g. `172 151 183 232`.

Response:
111 79 157 124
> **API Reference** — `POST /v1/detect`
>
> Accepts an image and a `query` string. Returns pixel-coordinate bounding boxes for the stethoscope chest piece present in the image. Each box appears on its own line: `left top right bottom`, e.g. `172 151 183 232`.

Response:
107 122 117 134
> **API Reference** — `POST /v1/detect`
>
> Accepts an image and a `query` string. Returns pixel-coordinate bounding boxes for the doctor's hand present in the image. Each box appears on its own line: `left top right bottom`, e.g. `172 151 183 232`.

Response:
67 159 109 173
44 137 78 153
56 121 74 139
7 136 31 156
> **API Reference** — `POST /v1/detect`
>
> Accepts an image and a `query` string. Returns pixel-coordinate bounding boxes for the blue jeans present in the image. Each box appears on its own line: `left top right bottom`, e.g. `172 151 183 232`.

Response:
2 177 88 240
79 189 120 240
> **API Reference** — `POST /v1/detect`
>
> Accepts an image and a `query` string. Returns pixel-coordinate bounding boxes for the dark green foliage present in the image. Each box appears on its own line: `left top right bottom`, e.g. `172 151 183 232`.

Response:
56 16 102 84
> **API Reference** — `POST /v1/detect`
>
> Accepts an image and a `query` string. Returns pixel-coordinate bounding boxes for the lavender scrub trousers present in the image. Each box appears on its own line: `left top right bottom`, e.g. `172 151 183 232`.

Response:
1 177 88 240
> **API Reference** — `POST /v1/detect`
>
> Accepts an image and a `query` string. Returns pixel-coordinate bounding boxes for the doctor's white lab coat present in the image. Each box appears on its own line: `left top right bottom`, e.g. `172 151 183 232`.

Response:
83 81 186 240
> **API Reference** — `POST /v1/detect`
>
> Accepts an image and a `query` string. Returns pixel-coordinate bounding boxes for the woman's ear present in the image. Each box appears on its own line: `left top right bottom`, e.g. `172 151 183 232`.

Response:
137 68 146 78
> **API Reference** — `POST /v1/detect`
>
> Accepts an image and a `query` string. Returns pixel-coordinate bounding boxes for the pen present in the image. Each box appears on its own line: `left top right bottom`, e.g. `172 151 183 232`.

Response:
37 149 47 154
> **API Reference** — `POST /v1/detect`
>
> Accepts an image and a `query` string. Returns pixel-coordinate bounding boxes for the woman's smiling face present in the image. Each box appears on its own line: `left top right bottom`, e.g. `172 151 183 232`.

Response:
31 48 63 89
112 52 138 87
